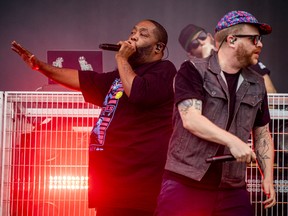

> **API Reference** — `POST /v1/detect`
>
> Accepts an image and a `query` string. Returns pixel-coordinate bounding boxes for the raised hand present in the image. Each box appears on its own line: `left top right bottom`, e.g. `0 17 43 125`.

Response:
11 41 39 70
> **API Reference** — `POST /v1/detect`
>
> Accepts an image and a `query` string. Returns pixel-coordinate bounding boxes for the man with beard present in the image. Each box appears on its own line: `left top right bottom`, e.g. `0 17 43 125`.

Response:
178 23 277 93
11 19 177 216
155 11 276 216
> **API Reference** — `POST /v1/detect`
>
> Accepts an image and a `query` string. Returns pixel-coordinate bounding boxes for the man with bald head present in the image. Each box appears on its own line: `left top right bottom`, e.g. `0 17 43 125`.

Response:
12 19 176 216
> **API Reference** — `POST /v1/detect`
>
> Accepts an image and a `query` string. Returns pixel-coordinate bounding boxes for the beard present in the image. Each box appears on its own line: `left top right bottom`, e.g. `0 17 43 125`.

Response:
235 44 259 68
128 44 154 68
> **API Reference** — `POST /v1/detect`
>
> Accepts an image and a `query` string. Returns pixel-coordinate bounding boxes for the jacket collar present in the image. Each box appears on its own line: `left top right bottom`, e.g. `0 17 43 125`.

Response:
208 51 260 85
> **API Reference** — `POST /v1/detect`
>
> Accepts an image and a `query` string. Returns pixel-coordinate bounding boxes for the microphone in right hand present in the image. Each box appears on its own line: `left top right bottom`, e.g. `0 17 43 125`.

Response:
99 43 121 51
206 154 235 163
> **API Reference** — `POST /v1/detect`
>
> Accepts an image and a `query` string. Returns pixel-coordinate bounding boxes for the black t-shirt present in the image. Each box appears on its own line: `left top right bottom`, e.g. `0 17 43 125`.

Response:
79 60 177 211
165 61 270 189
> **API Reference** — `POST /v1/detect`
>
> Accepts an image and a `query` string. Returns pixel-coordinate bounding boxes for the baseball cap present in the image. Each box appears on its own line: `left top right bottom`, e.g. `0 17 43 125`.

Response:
215 11 272 35
179 24 205 51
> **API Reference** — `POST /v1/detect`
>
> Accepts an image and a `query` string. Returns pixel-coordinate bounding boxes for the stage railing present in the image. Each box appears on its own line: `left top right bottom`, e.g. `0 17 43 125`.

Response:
0 91 287 216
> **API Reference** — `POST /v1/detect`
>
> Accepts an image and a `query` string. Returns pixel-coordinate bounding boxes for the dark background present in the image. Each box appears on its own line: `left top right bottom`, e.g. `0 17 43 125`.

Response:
1 0 287 92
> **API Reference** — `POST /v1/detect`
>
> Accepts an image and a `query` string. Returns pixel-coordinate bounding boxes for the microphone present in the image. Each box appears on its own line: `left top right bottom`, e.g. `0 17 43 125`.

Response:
99 43 121 51
206 154 235 163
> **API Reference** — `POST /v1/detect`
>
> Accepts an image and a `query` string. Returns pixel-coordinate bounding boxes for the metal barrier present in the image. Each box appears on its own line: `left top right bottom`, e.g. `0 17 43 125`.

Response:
0 91 100 216
0 92 287 216
247 94 288 216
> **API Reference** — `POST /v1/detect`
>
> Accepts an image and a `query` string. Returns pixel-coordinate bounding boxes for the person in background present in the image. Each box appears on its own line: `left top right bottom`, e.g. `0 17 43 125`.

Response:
178 23 277 93
155 11 276 216
11 19 177 216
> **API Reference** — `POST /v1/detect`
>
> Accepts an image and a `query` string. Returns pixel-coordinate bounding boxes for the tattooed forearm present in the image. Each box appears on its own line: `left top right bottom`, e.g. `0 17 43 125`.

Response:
254 124 270 143
254 125 272 172
256 141 269 172
178 99 202 115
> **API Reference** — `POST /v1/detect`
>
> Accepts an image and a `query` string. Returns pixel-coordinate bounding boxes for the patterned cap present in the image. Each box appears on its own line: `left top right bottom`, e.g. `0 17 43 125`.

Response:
215 11 272 35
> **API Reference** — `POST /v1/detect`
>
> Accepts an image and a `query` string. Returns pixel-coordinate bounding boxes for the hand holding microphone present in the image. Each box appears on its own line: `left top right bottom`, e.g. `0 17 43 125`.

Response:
206 149 256 163
99 43 121 51
99 41 136 54
206 154 235 163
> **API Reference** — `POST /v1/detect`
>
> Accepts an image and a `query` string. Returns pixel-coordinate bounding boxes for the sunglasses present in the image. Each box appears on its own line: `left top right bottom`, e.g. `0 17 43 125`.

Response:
232 34 262 46
188 31 208 50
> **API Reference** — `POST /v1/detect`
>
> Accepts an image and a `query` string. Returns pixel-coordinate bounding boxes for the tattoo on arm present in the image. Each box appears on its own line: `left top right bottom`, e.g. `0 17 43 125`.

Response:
178 99 202 115
254 125 271 172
